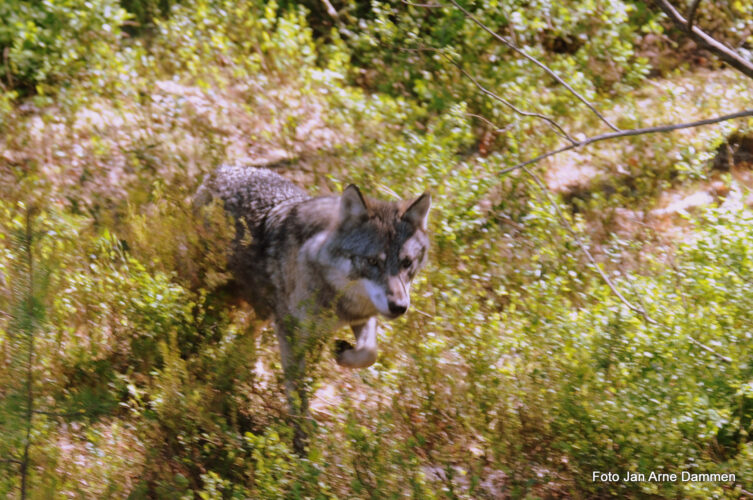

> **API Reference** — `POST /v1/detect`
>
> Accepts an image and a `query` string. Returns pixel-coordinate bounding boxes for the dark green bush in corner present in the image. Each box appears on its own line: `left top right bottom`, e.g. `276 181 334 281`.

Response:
0 0 128 95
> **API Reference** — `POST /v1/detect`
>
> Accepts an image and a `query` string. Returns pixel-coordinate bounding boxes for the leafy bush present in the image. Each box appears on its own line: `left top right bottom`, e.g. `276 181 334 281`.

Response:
151 0 317 83
0 0 129 95
120 0 180 31
1 0 753 497
343 0 652 116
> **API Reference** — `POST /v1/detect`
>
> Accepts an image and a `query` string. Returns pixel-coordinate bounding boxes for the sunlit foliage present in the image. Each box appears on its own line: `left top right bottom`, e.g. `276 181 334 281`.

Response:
1 0 753 498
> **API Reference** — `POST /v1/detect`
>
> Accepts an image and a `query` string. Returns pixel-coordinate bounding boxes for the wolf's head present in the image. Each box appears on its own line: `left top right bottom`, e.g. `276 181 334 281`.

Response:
325 184 431 322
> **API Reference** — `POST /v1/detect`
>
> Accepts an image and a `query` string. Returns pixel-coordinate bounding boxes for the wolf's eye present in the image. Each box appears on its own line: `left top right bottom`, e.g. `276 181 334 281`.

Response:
400 258 412 270
366 256 380 268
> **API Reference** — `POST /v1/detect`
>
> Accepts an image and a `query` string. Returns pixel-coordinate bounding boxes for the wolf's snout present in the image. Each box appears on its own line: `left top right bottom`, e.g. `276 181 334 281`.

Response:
388 300 408 317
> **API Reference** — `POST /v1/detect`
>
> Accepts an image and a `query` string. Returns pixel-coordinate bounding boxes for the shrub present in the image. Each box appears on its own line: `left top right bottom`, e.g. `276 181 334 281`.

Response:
0 0 129 95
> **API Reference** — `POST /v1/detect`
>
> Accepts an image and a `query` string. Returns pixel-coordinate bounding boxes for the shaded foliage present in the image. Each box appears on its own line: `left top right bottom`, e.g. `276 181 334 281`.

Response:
0 0 753 498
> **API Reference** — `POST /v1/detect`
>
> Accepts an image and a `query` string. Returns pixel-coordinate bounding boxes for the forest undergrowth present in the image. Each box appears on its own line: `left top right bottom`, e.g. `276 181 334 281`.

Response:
1 0 753 498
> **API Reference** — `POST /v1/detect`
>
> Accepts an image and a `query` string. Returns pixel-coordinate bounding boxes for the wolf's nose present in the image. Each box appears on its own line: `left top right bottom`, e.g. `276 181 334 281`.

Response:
388 301 407 316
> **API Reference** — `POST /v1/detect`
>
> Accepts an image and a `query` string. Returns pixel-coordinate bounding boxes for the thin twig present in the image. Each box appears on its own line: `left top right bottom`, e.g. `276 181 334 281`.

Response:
401 0 442 7
523 166 650 318
465 113 515 133
685 334 733 361
319 0 359 39
399 46 576 143
686 0 702 30
448 0 620 132
672 262 734 362
453 63 577 144
413 307 434 318
654 0 753 79
500 108 753 175
375 183 401 200
623 269 653 318
321 0 339 19
522 166 732 363
310 406 338 419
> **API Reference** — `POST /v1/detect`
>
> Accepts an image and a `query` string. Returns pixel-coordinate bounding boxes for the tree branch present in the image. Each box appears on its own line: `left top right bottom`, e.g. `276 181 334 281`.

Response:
448 0 620 132
401 0 442 8
686 0 702 30
523 166 654 317
500 109 753 175
405 0 743 362
653 0 753 79
452 63 577 144
465 113 515 134
399 46 577 143
321 0 339 19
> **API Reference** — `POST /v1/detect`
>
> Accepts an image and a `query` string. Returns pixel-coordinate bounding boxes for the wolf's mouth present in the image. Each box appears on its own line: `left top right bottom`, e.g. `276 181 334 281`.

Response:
382 310 406 321
334 339 353 356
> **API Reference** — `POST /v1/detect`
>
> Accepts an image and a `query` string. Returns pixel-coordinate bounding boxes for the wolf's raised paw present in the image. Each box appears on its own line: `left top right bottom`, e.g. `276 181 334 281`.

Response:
334 339 353 356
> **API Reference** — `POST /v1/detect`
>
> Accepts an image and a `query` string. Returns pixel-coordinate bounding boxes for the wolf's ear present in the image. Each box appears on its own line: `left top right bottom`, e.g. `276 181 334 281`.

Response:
340 184 368 222
403 192 431 230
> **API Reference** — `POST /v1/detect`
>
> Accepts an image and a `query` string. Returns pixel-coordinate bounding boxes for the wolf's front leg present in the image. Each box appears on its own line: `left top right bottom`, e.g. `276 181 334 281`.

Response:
274 320 310 454
336 317 378 368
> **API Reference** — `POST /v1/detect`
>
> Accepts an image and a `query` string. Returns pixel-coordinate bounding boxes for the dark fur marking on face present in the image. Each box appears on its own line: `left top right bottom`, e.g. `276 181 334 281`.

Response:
332 196 429 285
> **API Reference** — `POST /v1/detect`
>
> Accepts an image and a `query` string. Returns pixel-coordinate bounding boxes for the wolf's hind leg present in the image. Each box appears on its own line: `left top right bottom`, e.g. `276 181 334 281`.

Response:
336 317 378 368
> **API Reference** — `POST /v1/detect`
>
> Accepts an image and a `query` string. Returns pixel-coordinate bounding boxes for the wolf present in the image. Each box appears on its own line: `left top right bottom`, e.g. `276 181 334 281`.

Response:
199 165 430 444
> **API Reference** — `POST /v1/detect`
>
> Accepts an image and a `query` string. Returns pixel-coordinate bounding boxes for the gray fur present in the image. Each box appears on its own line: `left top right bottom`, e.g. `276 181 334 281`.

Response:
200 165 430 448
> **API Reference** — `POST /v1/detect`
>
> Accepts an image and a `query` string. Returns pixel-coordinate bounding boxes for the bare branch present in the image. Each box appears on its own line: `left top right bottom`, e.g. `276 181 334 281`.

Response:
319 0 359 39
686 0 702 30
452 63 577 144
401 0 442 7
404 0 738 362
465 113 514 133
523 165 733 363
321 0 339 19
672 262 736 362
654 0 753 79
684 336 733 362
447 0 620 132
399 46 576 143
523 166 652 317
501 108 753 175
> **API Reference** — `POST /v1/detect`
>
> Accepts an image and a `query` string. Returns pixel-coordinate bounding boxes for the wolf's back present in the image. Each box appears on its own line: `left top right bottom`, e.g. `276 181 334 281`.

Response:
209 165 309 230
203 165 310 317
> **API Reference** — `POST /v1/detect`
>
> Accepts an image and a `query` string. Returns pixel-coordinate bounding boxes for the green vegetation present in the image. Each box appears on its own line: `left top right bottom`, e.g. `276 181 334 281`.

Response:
1 0 753 497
